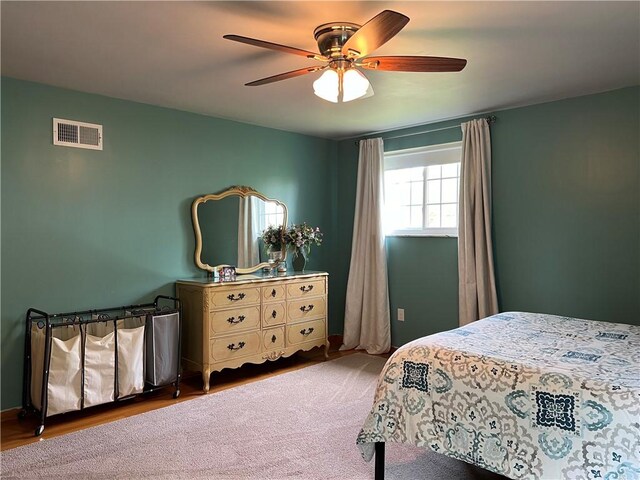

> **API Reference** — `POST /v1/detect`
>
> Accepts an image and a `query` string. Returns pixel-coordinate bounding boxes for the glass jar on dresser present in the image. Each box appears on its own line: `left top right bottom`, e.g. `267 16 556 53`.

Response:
176 271 329 392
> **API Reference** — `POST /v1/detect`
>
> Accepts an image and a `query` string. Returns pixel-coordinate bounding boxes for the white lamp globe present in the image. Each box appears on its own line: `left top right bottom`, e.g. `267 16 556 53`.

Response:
313 70 339 103
342 69 371 102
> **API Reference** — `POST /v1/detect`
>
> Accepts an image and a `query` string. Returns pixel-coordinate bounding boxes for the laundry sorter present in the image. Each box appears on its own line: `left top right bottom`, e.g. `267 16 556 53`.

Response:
20 295 182 436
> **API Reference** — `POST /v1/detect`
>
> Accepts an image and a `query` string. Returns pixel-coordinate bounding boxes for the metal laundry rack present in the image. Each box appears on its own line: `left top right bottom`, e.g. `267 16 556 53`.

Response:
20 295 182 436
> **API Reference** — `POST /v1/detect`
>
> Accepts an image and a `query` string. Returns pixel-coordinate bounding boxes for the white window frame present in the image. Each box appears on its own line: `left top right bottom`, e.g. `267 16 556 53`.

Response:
260 201 284 232
384 141 462 237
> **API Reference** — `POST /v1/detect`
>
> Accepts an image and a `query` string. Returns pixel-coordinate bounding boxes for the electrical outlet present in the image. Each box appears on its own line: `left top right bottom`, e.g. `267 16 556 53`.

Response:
397 308 405 322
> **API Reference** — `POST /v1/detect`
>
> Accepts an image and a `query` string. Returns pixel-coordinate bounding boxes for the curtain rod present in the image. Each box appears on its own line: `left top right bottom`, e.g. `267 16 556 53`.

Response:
354 115 497 145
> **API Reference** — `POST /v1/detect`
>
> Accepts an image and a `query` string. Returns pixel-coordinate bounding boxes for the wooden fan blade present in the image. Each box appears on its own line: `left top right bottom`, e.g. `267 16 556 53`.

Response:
245 65 327 86
342 10 409 58
224 34 325 60
359 56 467 72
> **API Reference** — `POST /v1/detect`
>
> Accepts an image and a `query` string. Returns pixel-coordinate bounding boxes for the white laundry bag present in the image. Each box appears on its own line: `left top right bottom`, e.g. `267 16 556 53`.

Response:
55 317 82 340
117 326 145 397
31 324 83 416
124 310 151 329
84 331 116 407
87 314 124 336
30 324 83 416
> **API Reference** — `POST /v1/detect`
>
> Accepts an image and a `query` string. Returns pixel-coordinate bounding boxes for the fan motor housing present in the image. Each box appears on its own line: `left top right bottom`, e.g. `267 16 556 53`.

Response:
314 23 361 58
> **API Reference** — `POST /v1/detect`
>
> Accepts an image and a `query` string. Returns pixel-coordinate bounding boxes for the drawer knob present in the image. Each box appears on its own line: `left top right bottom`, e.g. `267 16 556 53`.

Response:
271 288 277 298
226 315 246 325
271 334 277 343
271 310 277 319
300 285 314 293
227 293 246 302
300 327 314 337
227 341 245 351
300 305 314 313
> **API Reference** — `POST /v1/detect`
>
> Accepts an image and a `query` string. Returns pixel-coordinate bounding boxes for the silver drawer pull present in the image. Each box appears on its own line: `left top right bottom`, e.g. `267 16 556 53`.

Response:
299 285 314 293
271 288 277 298
227 342 245 351
300 327 314 337
271 310 277 319
227 293 246 302
299 305 314 313
226 315 245 325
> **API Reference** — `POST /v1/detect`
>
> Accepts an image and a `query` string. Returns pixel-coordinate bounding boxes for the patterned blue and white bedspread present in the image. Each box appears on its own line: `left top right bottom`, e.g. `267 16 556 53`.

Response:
357 312 640 479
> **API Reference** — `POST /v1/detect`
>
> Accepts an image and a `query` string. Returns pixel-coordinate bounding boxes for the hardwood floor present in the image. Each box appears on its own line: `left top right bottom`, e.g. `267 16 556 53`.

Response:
1 346 355 452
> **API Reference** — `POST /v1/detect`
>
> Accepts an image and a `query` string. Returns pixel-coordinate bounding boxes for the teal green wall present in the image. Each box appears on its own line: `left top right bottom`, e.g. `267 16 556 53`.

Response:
3 78 638 410
1 78 337 410
493 89 639 322
337 86 640 347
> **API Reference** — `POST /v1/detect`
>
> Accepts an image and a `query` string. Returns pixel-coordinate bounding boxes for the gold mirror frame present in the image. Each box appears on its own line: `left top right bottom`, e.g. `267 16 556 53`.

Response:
191 185 288 274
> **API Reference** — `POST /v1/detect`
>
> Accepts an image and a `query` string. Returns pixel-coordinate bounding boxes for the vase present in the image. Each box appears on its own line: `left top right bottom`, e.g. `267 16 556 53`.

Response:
292 252 306 272
264 249 282 273
268 249 282 262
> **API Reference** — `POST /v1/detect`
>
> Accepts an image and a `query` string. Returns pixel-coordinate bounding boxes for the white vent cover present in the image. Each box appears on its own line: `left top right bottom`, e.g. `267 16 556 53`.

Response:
53 118 103 150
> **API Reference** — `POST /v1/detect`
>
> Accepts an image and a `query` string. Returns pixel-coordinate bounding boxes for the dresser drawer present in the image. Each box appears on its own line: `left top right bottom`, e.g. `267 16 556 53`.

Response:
210 331 261 362
210 306 260 335
287 279 325 299
262 326 285 351
262 302 286 328
210 286 260 309
286 319 326 346
287 297 326 322
262 285 286 303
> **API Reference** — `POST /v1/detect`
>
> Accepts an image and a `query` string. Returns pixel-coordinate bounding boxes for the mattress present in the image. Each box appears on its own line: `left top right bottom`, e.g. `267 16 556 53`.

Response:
357 312 640 479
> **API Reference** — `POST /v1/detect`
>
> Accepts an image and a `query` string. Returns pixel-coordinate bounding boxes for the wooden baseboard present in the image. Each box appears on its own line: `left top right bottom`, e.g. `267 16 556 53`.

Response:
1 407 21 422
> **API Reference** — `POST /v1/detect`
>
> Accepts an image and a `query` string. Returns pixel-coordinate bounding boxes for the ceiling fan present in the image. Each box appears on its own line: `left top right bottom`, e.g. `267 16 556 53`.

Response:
224 10 467 103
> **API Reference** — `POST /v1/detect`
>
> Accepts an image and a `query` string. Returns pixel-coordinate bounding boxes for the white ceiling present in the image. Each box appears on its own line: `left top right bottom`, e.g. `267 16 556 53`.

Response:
2 1 639 140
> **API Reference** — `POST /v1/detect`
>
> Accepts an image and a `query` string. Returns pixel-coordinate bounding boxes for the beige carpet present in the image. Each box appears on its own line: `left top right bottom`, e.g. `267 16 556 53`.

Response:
1 353 506 479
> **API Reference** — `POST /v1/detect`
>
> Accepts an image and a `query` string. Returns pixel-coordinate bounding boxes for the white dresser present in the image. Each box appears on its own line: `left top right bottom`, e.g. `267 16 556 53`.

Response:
177 271 329 392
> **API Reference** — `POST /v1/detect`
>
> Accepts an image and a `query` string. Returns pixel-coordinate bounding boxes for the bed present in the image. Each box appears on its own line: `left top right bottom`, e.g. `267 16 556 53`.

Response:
357 312 640 479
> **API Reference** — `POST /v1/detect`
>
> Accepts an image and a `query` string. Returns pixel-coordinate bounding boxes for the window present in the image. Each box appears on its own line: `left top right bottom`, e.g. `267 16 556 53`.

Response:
260 201 284 232
384 142 462 236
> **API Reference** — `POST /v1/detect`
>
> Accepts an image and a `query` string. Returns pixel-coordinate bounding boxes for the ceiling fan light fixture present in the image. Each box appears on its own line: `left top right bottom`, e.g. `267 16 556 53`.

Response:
225 10 467 102
342 68 371 102
313 67 372 103
313 69 339 103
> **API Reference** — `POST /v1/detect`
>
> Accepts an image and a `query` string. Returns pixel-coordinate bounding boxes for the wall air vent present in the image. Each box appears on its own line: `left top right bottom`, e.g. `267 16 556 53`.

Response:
53 118 103 150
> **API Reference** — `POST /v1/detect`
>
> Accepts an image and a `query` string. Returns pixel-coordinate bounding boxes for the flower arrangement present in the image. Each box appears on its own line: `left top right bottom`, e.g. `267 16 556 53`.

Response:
261 225 284 252
284 223 323 259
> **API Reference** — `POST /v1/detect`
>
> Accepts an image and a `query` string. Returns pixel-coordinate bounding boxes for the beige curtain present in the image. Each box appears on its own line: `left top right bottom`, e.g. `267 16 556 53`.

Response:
341 138 390 354
237 196 260 268
458 118 499 326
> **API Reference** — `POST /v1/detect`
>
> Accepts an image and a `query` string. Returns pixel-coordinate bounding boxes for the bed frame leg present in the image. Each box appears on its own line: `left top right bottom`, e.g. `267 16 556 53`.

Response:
374 442 385 480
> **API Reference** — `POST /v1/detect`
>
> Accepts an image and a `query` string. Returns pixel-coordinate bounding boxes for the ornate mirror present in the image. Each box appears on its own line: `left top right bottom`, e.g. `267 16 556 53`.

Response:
192 186 288 274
